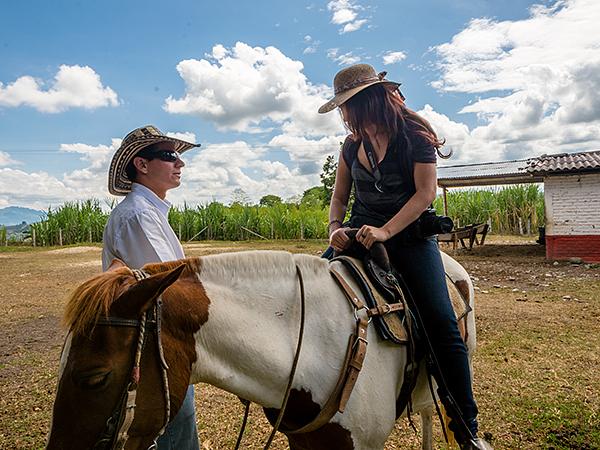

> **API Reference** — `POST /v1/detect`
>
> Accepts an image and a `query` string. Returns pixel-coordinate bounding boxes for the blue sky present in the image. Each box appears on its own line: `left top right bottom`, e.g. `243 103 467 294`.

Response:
1 0 599 209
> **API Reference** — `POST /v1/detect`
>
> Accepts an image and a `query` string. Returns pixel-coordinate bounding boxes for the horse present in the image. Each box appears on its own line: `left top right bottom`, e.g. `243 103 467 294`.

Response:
46 249 476 450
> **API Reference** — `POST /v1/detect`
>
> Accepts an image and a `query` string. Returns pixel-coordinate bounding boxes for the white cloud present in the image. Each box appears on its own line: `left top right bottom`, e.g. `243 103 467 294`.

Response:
327 48 361 66
382 51 407 65
164 42 341 137
0 168 79 209
171 140 329 204
341 19 367 33
0 65 119 113
429 0 600 162
0 151 20 167
0 130 204 209
303 35 321 54
327 0 368 33
166 132 198 144
60 140 118 171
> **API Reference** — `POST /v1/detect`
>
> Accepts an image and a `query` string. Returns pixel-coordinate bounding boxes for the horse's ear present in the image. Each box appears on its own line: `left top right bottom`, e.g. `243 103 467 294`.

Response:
111 264 187 318
107 258 127 271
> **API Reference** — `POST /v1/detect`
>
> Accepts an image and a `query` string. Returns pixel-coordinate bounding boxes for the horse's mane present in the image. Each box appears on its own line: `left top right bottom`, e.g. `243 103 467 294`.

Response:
200 250 327 281
63 254 325 336
63 259 201 336
63 267 134 336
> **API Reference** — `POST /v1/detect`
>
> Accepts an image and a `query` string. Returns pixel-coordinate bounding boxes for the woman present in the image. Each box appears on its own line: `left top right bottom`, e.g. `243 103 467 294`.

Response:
319 64 491 450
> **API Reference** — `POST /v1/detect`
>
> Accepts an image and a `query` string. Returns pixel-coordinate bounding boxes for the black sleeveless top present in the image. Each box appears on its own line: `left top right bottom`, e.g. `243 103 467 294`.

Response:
342 127 436 229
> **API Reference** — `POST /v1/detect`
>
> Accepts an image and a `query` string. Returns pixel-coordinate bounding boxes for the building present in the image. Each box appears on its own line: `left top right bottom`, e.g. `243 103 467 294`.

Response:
437 150 600 263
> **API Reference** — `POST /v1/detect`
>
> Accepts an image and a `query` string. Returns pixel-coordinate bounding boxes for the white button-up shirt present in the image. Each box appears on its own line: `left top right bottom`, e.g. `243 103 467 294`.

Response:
102 183 184 270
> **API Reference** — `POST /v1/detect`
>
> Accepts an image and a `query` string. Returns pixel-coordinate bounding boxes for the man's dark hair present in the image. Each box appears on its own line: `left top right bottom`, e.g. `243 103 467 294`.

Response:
124 142 170 181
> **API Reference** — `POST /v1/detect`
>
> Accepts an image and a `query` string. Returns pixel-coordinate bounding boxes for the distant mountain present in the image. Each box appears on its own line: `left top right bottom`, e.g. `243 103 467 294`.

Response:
0 206 46 226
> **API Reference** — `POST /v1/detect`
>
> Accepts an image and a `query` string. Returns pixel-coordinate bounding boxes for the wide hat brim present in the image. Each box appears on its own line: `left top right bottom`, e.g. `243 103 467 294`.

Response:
108 125 200 196
318 80 400 114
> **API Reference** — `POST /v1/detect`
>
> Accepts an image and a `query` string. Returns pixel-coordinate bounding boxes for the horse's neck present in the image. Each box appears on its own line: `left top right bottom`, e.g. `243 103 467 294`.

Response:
188 251 336 408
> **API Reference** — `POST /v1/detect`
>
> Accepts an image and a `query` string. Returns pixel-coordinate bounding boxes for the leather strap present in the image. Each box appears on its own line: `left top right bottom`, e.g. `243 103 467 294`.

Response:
330 267 365 310
338 317 368 412
113 387 138 449
368 302 404 317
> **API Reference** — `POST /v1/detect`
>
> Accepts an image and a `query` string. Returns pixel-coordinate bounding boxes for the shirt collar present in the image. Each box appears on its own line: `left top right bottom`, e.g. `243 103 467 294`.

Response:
130 183 172 216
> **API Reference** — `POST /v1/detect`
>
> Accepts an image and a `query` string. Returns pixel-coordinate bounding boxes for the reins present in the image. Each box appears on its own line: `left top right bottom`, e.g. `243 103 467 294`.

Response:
234 258 404 449
234 264 306 450
92 268 171 450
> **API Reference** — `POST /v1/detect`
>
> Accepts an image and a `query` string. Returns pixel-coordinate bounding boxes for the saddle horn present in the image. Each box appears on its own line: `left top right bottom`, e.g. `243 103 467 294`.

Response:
333 228 392 273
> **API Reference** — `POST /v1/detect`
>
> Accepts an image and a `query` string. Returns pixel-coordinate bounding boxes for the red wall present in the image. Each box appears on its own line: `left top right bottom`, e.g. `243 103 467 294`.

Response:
546 235 600 262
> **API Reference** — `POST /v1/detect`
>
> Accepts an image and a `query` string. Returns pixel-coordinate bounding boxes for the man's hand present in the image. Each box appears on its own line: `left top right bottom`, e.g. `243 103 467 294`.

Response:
356 225 390 249
330 227 351 252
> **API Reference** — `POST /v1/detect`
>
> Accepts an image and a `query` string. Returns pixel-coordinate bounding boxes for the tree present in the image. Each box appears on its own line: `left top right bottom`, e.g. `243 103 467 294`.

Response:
259 194 283 207
301 186 326 207
320 155 337 207
230 188 250 206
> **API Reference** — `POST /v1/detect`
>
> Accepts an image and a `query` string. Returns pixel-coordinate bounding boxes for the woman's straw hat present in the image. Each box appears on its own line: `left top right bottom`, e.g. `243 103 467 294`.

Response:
318 63 401 114
108 125 200 196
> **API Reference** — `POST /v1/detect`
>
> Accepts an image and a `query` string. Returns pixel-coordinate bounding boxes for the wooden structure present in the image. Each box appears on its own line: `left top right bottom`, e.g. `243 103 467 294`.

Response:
438 223 489 250
437 150 600 263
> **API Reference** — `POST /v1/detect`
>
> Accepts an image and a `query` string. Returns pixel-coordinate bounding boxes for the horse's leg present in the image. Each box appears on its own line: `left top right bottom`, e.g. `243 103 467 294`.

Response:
420 406 433 450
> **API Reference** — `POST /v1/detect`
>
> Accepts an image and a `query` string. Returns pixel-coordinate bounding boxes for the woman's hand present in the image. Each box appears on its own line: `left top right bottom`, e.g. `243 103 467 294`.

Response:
330 227 351 252
356 225 390 249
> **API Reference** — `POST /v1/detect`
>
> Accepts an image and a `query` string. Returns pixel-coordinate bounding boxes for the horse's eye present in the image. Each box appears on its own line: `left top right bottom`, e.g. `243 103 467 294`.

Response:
74 371 111 390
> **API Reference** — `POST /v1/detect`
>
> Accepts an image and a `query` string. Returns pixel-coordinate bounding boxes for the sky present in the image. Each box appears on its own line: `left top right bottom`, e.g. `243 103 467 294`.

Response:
1 0 599 209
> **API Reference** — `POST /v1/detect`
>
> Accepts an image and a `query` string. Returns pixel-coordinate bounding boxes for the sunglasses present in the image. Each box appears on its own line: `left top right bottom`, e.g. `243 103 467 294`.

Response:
140 150 182 162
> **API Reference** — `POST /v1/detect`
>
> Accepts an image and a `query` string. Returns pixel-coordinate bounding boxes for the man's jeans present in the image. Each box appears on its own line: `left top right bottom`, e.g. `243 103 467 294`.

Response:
156 385 199 450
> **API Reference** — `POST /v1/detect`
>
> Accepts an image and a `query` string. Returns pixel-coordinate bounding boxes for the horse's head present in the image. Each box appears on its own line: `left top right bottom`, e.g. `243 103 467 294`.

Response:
47 260 193 450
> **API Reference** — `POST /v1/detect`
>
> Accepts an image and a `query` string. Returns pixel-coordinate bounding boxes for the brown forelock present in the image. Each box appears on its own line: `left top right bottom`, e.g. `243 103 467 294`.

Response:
263 388 354 450
63 267 135 336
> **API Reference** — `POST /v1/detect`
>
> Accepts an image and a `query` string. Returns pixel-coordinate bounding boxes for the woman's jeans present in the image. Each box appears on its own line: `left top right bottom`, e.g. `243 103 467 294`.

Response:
386 238 478 441
156 385 199 450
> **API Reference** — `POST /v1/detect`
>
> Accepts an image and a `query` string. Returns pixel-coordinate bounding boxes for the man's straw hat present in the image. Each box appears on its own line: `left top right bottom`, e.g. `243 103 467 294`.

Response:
108 125 200 196
318 63 401 114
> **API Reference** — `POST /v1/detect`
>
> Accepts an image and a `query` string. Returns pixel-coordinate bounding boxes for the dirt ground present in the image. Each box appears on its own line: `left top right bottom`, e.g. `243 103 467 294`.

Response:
0 237 598 449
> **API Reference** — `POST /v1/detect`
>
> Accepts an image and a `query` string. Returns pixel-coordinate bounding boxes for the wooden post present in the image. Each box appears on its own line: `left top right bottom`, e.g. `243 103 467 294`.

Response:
59 228 63 246
89 227 93 243
32 228 36 247
443 187 448 217
178 223 182 241
518 218 523 235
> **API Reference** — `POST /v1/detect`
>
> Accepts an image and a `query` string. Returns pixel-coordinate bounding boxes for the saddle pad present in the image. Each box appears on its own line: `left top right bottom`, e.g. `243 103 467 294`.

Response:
333 256 409 344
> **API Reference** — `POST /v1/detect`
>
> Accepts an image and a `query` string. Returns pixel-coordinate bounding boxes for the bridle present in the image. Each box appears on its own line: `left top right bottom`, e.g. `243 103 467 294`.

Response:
92 269 171 450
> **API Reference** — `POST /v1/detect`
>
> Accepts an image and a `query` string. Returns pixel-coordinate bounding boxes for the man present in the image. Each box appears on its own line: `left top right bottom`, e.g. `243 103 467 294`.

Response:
102 125 201 450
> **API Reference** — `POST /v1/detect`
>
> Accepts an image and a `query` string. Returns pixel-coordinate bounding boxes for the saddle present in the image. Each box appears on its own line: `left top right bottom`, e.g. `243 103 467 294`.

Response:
329 234 471 345
328 232 473 418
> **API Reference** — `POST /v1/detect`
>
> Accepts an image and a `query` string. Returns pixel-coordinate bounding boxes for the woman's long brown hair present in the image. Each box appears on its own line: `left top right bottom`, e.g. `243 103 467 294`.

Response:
342 84 446 155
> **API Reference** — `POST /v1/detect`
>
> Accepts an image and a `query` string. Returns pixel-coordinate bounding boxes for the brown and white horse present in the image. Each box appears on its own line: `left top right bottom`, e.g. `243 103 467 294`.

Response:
47 250 476 450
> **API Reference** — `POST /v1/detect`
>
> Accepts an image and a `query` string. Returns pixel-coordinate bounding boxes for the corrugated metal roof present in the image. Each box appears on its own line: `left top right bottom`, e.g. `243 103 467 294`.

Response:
437 159 530 180
527 150 600 173
437 150 600 187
